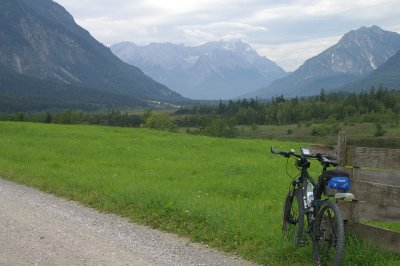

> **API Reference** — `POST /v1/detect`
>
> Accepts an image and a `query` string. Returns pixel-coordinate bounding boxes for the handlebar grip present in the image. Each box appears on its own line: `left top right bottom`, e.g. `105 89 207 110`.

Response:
324 154 337 161
270 146 280 154
271 146 290 157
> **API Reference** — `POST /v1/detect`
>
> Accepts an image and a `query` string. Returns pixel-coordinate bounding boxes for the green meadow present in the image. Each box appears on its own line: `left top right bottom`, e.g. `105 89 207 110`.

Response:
0 121 398 265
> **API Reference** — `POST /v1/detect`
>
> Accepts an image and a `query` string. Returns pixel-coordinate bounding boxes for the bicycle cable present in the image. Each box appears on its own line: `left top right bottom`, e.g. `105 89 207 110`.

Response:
285 157 298 193
285 157 295 179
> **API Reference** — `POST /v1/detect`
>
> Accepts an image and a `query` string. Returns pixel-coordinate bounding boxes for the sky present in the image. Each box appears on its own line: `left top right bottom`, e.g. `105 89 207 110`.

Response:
55 0 400 71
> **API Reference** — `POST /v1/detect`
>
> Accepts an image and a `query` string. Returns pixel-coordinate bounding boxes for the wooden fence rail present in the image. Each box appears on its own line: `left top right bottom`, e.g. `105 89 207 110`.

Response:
310 132 400 254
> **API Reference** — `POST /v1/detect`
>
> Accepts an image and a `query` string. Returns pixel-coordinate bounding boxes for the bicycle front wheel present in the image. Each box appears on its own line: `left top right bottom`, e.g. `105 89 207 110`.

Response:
313 200 345 266
282 189 306 247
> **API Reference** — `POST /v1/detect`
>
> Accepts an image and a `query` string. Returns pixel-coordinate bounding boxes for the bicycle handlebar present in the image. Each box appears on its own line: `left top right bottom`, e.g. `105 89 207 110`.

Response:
271 146 338 166
271 146 299 158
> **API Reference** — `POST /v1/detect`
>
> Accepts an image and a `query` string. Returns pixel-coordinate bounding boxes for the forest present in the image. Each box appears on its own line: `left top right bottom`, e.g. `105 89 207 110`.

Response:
176 88 400 126
1 88 400 140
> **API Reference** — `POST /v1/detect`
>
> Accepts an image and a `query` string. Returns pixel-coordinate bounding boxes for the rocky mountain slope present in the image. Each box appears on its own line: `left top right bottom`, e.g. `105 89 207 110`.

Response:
339 49 400 91
247 26 400 98
0 0 183 103
111 40 286 99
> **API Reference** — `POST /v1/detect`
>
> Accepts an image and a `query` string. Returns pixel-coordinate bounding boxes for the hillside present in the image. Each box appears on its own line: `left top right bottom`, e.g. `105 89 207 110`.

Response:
0 66 145 112
247 26 400 98
111 40 286 99
340 49 400 91
0 0 183 102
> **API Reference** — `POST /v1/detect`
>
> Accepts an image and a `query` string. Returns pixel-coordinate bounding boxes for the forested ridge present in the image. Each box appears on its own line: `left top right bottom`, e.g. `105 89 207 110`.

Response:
176 88 400 126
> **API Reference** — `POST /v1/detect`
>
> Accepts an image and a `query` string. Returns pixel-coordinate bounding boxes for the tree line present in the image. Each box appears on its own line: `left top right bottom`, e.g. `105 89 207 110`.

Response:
175 88 400 127
1 88 399 138
0 110 145 128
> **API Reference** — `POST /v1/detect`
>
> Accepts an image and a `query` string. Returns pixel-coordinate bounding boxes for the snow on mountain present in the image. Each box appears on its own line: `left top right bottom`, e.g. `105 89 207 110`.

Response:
111 40 286 99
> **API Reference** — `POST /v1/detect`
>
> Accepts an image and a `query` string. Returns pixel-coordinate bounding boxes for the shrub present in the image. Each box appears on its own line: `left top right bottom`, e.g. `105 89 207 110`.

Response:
251 123 258 131
311 126 329 136
374 123 386 137
202 118 237 138
142 112 177 132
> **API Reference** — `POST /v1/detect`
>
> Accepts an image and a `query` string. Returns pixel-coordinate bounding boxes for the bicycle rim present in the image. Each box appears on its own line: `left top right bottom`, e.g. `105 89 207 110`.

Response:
313 201 345 266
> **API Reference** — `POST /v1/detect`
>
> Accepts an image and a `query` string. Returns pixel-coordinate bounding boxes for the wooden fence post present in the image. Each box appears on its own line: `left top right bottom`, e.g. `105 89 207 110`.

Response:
337 131 347 167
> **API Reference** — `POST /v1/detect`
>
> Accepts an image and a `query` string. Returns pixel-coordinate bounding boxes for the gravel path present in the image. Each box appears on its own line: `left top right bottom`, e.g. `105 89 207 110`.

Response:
0 178 256 266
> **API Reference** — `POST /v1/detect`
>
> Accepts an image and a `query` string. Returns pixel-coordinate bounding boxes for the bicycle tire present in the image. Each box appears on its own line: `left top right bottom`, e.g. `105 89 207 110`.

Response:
313 200 345 266
282 189 306 247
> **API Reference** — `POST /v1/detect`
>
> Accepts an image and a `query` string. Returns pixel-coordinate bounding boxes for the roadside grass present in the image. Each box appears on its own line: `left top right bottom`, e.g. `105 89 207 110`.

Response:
0 121 398 265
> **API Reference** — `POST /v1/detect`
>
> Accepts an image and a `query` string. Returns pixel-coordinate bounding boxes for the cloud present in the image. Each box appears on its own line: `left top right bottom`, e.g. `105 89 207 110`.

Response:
181 29 219 44
249 0 399 23
181 22 268 32
254 35 341 71
175 22 268 45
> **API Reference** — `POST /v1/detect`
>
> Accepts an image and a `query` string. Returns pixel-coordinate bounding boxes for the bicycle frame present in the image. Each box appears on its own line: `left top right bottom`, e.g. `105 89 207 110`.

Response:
293 157 319 234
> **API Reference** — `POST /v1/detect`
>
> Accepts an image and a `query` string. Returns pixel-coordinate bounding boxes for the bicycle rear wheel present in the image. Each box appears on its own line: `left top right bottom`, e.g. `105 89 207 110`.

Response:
282 189 306 247
313 200 345 266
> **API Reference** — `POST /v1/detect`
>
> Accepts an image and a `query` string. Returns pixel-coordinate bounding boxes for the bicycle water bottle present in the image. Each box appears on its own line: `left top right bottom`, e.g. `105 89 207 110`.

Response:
306 182 314 208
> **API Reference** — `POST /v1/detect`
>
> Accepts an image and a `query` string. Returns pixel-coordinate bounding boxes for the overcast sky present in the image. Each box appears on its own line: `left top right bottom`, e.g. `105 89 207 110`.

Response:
55 0 400 71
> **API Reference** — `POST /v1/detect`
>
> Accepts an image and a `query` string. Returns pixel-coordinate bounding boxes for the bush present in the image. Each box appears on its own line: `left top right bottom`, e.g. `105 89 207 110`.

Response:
374 123 386 137
142 111 177 132
251 123 258 131
53 110 74 124
202 118 237 138
311 126 329 136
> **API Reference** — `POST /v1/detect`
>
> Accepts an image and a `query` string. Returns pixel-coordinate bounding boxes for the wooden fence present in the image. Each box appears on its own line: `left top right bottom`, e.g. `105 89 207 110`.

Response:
310 132 400 254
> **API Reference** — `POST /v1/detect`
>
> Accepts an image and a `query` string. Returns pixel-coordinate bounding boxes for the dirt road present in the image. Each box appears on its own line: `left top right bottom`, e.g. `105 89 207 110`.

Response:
0 178 255 266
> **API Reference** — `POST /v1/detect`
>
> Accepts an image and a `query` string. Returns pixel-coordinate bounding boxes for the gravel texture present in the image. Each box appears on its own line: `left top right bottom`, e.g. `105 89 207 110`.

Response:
0 178 256 266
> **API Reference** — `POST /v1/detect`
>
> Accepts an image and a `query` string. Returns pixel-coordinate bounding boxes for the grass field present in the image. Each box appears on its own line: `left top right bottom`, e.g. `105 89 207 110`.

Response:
0 121 399 265
235 122 400 146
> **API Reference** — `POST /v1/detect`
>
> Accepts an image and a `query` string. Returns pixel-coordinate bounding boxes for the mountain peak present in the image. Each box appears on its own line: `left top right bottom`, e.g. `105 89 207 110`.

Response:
222 39 253 52
201 39 252 53
247 25 400 99
338 25 397 48
111 40 286 99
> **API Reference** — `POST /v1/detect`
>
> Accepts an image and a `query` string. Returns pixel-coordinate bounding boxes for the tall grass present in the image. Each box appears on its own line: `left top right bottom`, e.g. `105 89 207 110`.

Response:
0 122 398 265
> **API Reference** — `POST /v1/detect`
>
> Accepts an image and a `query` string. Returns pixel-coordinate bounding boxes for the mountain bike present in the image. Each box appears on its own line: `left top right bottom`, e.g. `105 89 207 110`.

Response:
271 146 354 266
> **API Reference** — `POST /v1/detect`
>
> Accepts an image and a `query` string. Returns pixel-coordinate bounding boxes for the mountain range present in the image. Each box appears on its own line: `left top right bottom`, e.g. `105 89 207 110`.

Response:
246 26 400 98
111 40 286 100
0 0 184 110
1 0 400 112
